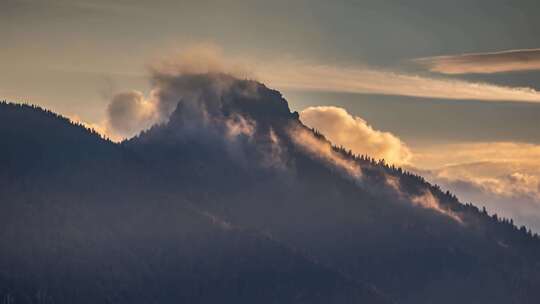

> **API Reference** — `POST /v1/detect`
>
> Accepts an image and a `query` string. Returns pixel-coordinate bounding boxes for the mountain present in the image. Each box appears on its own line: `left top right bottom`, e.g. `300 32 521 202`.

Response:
1 74 540 304
0 101 388 304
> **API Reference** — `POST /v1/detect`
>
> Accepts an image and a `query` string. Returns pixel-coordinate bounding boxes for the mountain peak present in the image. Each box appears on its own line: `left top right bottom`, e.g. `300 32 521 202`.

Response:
163 73 295 127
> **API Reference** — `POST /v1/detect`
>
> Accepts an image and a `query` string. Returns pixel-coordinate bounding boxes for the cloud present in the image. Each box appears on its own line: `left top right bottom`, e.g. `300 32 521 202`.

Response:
423 162 540 203
413 48 540 74
106 90 157 138
412 142 540 231
149 43 253 80
382 174 463 223
287 123 362 180
411 142 540 169
258 62 540 103
101 46 294 173
423 167 540 232
118 44 540 112
299 106 411 165
411 190 463 223
88 45 540 139
103 45 258 140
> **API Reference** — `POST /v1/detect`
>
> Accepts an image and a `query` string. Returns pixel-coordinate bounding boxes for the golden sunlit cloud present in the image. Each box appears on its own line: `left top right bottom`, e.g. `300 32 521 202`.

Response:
299 106 411 165
413 48 540 74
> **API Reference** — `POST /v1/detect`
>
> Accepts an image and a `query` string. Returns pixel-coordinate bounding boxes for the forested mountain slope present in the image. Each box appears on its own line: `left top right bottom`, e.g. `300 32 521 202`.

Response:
1 74 540 304
0 101 389 304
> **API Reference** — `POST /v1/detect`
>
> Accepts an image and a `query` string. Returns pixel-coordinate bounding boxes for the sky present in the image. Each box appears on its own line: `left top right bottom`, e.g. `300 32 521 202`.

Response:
2 0 540 230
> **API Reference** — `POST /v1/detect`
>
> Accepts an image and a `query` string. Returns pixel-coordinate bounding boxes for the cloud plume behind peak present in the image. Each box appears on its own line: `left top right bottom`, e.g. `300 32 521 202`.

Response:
101 45 259 140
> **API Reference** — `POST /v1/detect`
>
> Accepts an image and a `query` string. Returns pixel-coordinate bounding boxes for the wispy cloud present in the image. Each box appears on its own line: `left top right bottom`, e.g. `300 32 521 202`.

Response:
258 62 540 103
412 48 540 74
147 44 540 104
106 90 158 138
411 190 463 223
287 123 362 180
411 142 540 169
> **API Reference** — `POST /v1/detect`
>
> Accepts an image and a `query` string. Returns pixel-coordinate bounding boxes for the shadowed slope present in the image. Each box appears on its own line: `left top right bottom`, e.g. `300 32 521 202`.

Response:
0 100 389 304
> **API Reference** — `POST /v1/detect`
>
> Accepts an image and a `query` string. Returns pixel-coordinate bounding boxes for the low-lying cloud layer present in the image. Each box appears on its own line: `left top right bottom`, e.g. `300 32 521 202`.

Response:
413 48 540 74
413 142 540 231
299 106 411 165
